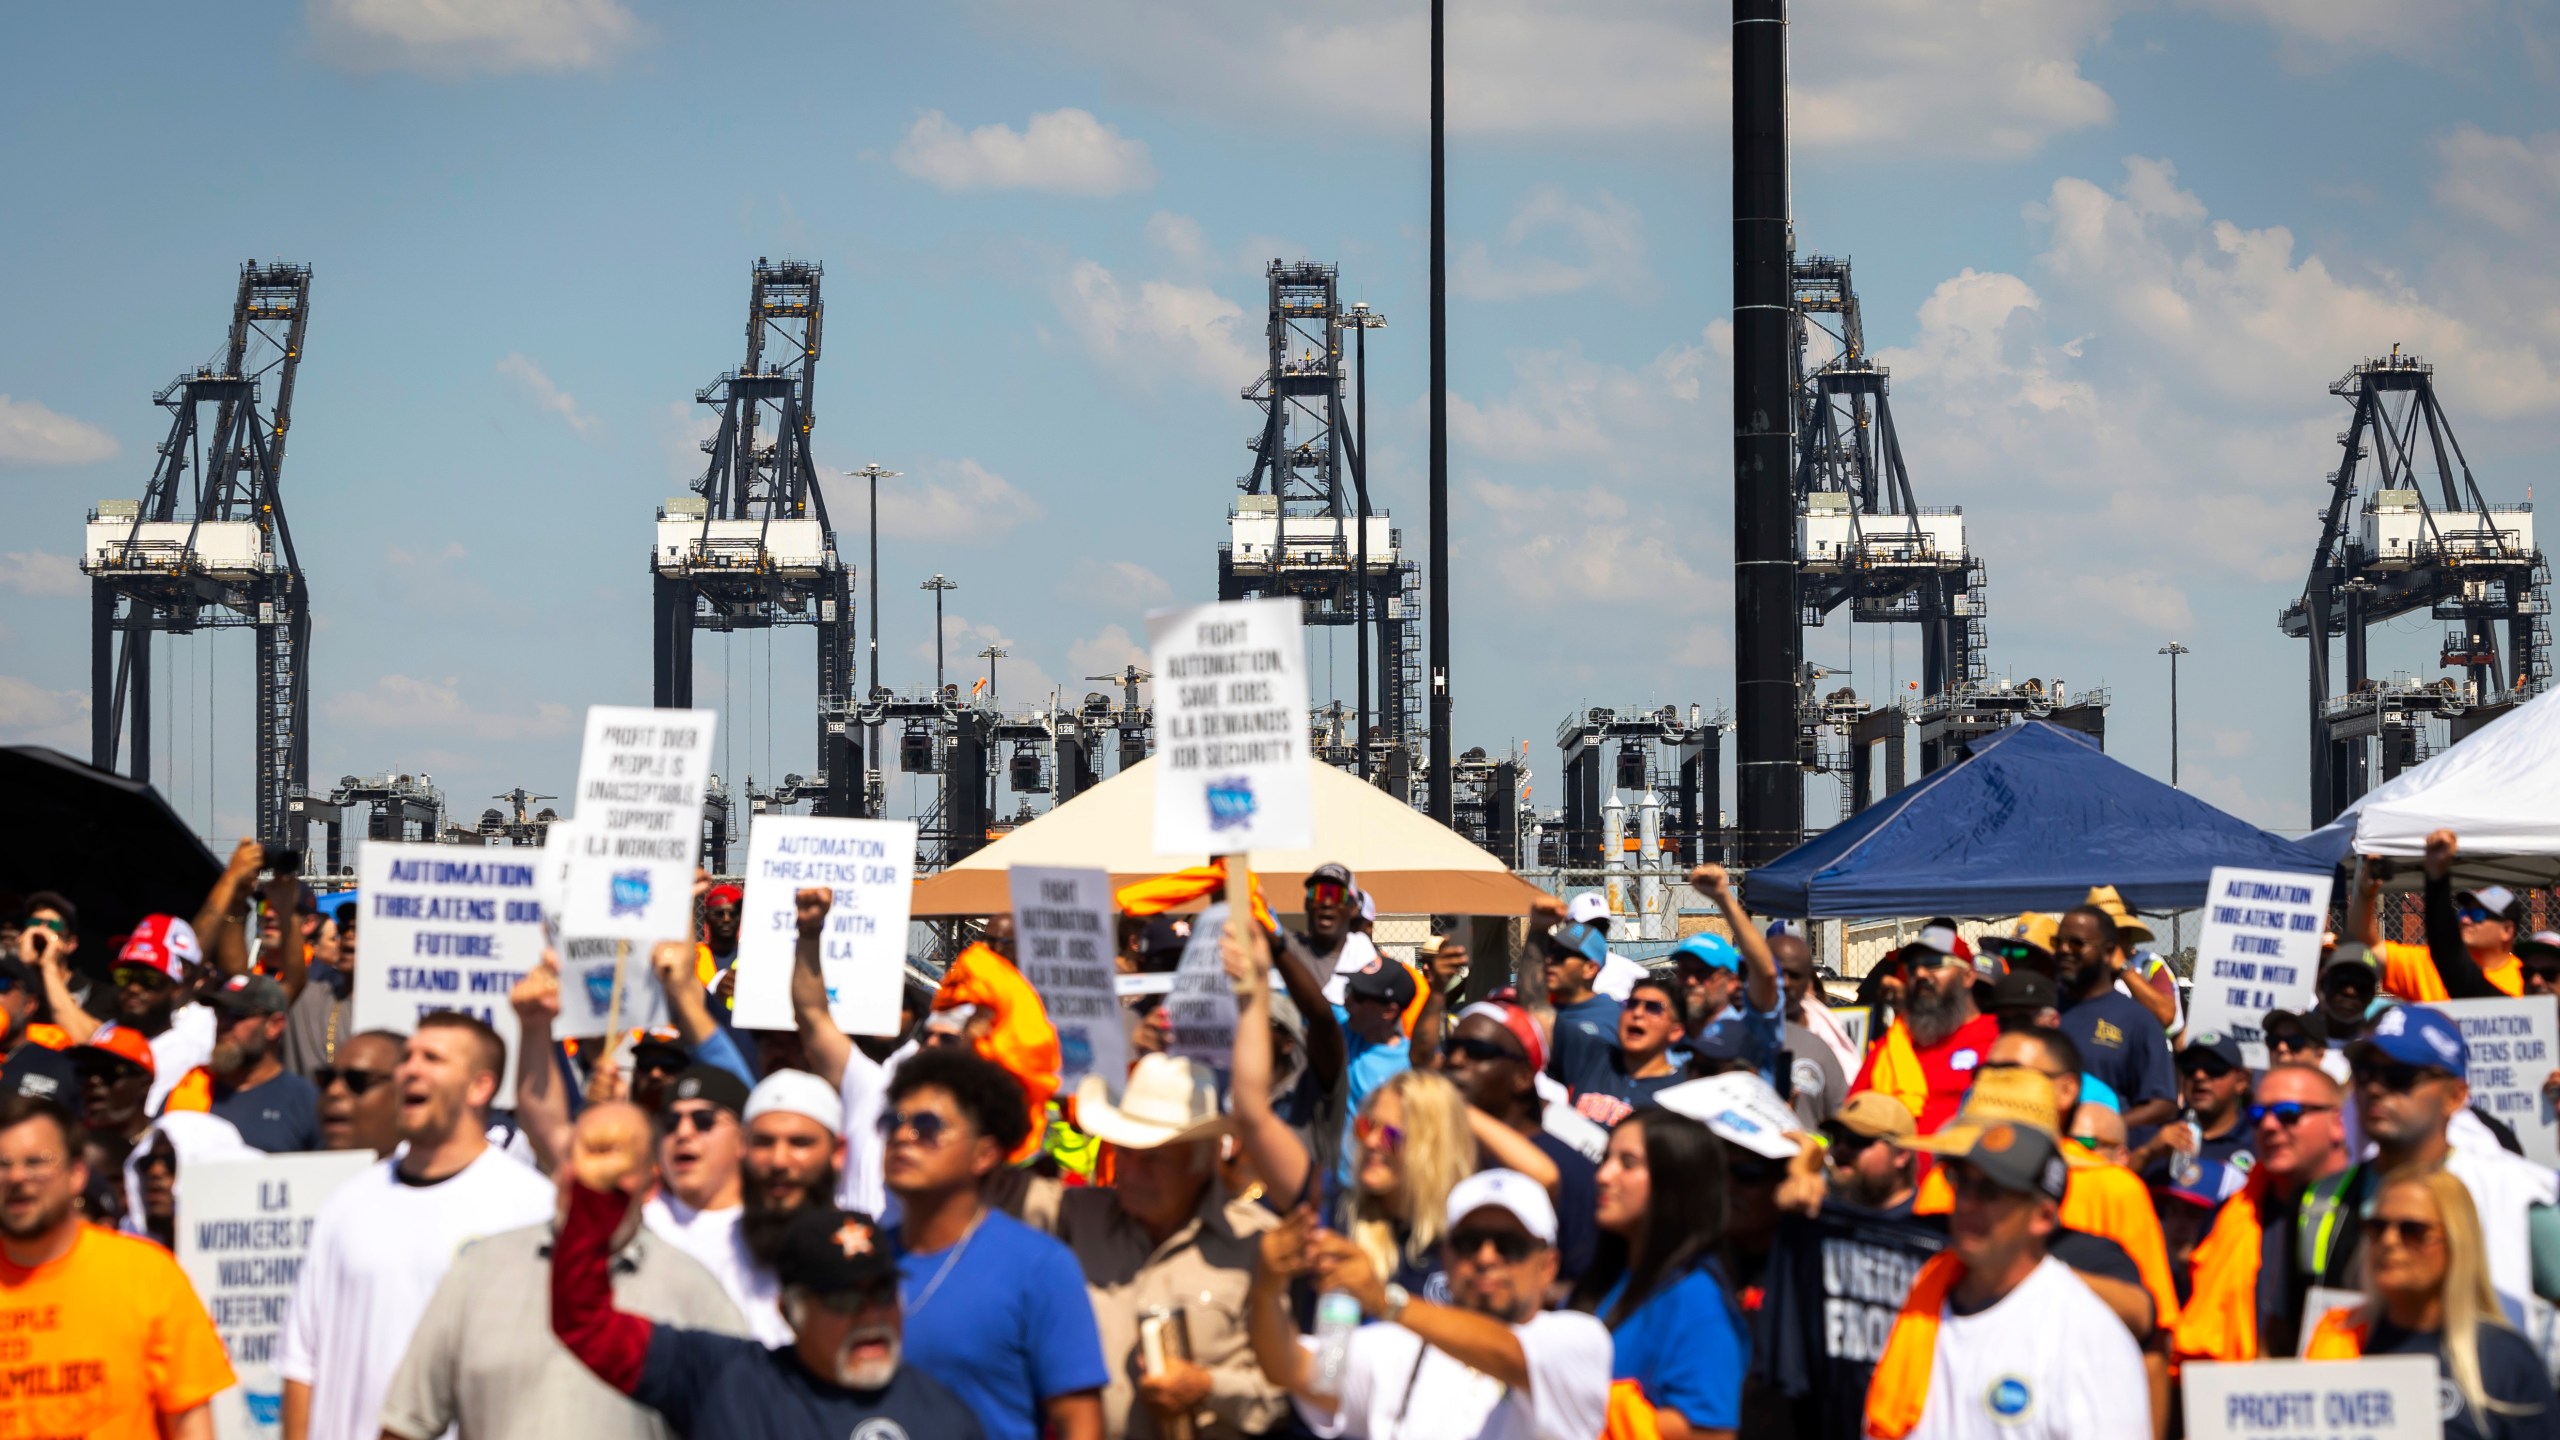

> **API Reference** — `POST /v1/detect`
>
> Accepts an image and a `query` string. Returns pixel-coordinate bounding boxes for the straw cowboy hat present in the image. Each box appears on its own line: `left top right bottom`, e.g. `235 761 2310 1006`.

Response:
1072 1054 1231 1150
2082 885 2157 945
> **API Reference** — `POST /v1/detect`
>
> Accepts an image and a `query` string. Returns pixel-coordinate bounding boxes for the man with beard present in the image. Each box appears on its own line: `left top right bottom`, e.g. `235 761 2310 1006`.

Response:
694 880 745 1019
1850 930 2000 1135
550 1098 984 1440
0 1094 233 1440
725 1067 850 1346
205 974 319 1151
382 1100 748 1440
278 1013 554 1440
1823 1091 1921 1214
49 915 217 1116
2053 907 2177 1135
315 1029 404 1156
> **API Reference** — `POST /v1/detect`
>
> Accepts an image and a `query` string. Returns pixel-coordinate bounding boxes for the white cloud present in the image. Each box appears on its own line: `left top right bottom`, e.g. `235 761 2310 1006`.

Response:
1143 212 1213 273
1055 260 1260 391
325 676 572 741
2179 0 2502 69
836 459 1044 542
894 108 1156 197
1450 332 1716 469
0 551 84 597
1060 559 1172 607
498 353 602 437
1067 623 1151 680
2435 125 2560 237
308 0 639 76
0 396 117 466
1453 187 1647 300
913 616 1063 713
0 675 90 750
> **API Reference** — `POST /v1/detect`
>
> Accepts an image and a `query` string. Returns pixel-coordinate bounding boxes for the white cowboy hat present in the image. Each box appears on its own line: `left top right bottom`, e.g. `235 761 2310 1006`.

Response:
1073 1054 1230 1150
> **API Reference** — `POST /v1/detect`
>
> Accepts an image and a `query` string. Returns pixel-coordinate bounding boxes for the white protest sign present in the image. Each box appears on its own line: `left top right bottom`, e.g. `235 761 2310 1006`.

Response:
538 820 670 1039
730 817 916 1035
178 1150 375 1440
1011 866 1130 1097
1167 902 1242 1066
2439 996 2560 1165
2189 866 2334 1067
562 705 717 943
1147 597 1312 856
352 842 546 1089
2182 1356 2437 1440
1653 1072 1804 1158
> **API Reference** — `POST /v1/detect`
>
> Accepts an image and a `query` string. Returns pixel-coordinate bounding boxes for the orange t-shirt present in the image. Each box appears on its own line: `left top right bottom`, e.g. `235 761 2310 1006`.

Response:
0 1223 234 1438
2379 940 2521 1001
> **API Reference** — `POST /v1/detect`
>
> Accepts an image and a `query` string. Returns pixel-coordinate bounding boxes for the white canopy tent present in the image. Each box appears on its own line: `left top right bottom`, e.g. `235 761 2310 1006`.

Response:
2305 686 2560 890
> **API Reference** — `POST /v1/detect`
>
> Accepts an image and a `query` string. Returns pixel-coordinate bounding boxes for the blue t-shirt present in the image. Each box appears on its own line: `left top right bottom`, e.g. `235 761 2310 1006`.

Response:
635 1325 987 1440
1337 1027 1412 1187
212 1071 321 1153
1546 995 1624 1086
890 1208 1107 1440
1602 1261 1748 1428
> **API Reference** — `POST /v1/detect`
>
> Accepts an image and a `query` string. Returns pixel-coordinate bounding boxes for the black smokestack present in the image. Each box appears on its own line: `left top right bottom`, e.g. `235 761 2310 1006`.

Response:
1732 0 1801 861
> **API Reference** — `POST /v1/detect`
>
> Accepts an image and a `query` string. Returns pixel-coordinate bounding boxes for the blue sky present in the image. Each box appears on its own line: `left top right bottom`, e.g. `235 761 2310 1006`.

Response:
5 0 2558 850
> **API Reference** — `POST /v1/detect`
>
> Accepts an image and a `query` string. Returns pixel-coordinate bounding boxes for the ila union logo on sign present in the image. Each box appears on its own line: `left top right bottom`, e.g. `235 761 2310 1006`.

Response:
1205 774 1258 831
609 869 652 917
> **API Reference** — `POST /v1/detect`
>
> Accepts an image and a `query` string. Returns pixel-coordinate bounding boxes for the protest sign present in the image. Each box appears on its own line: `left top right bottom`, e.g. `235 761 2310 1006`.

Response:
177 1150 374 1440
352 841 545 1088
536 819 669 1039
730 816 916 1035
1147 598 1312 856
561 704 717 943
1010 865 1129 1097
2188 866 2333 1067
1653 1072 1805 1158
2439 996 2560 1164
2182 1356 2437 1440
1167 902 1242 1066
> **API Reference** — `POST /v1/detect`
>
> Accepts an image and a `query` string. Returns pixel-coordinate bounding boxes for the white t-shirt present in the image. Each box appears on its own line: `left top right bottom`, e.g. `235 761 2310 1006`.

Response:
1908 1254 2148 1440
2446 1140 2560 1329
643 1194 787 1346
278 1144 556 1440
1594 951 1646 1002
147 1002 216 1114
1293 1309 1612 1440
834 1039 912 1222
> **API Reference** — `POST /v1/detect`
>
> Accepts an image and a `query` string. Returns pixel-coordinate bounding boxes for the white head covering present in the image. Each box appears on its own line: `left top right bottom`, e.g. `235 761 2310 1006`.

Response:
121 1110 255 1236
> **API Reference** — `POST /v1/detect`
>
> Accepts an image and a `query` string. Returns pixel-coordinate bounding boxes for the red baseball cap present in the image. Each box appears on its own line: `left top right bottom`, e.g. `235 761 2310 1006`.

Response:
1454 999 1546 1073
118 915 203 981
705 883 744 908
78 1022 156 1078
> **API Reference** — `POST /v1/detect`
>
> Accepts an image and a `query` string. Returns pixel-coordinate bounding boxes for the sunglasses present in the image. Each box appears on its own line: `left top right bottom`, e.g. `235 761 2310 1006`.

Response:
876 1108 956 1147
2373 1218 2443 1249
2248 1101 2335 1127
2267 1033 2316 1051
1308 882 1349 906
112 965 174 991
1353 1115 1404 1154
2524 965 2560 986
2352 1060 2437 1094
2180 1059 2239 1081
315 1066 393 1096
2069 1134 2105 1153
1822 1130 1879 1160
1447 1227 1538 1263
135 1148 178 1173
1442 1035 1523 1065
665 1107 730 1135
1625 996 1674 1018
2457 906 2499 925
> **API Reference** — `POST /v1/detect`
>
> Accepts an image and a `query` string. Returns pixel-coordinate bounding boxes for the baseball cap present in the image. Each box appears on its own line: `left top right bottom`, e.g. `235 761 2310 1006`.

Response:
1691 1017 1759 1065
630 1029 691 1070
1766 919 1808 941
118 915 202 981
1909 1119 2069 1203
1900 923 1972 966
1829 1091 1917 1143
1454 1000 1546 1072
2349 1003 2468 1080
771 1207 900 1295
2261 1010 2319 1046
2180 1030 2247 1073
2455 884 2524 925
1138 914 1192 971
1306 862 1356 891
1444 1168 1557 1246
1356 890 1377 924
1987 969 2058 1016
76 1021 156 1078
742 1069 845 1137
666 1063 752 1118
1672 932 1740 973
1565 893 1611 925
207 973 289 1018
2321 942 2380 980
1546 921 1609 966
1344 959 1417 1011
2516 931 2560 966
704 883 744 908
1654 1071 1803 1158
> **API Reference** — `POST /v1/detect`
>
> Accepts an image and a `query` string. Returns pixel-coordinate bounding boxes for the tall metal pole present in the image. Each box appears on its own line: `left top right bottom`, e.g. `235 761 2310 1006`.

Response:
923 575 957 693
979 645 1007 704
1356 315 1369 778
844 464 900 779
2160 641 2189 788
1426 0 1454 824
1733 0 1802 863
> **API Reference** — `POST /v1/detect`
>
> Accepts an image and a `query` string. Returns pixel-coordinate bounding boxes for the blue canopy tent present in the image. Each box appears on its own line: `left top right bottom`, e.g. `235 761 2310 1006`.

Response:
1741 721 2331 918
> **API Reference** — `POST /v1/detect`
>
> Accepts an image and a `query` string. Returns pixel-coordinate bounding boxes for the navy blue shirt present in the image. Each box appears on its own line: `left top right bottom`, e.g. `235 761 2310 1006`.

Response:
635 1326 987 1440
1546 994 1624 1088
890 1208 1108 1440
1550 1042 1686 1124
1533 1131 1601 1282
212 1071 322 1152
2060 990 2175 1121
2367 1319 2560 1440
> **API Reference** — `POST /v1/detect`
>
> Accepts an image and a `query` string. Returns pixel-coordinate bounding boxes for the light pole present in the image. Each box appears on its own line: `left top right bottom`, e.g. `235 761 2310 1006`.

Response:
1342 301 1388 778
2159 641 2189 788
921 575 957 693
977 645 1008 705
843 464 901 703
1425 0 1453 824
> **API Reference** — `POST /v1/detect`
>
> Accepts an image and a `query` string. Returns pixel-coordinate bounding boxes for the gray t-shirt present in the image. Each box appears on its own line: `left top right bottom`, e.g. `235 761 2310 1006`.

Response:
1783 1020 1848 1130
280 966 353 1078
379 1221 749 1440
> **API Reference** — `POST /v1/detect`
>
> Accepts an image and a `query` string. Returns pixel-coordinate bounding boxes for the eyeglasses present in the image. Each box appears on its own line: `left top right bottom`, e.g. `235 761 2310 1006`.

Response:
876 1108 956 1147
315 1066 393 1096
1625 996 1673 1018
111 965 173 991
1353 1115 1404 1154
2352 1060 2435 1095
1447 1227 1538 1263
1442 1035 1522 1065
2248 1101 2336 1127
665 1107 730 1135
2373 1218 2443 1249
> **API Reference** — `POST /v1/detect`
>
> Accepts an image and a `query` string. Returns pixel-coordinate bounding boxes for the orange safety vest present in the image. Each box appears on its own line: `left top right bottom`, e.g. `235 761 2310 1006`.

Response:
2304 1306 2368 1359
1851 1020 1930 1124
2175 1171 2270 1362
1605 1379 1665 1440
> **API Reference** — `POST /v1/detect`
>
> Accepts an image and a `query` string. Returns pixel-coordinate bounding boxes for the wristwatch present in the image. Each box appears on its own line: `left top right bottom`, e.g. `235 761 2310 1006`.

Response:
1381 1282 1411 1323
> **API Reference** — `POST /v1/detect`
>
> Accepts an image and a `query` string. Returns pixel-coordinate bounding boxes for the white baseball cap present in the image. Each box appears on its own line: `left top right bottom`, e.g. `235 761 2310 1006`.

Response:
1444 1168 1557 1245
742 1069 843 1138
1565 893 1610 925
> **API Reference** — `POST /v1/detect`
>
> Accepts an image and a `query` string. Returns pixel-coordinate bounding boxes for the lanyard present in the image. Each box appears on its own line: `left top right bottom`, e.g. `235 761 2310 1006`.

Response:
2299 1164 2357 1277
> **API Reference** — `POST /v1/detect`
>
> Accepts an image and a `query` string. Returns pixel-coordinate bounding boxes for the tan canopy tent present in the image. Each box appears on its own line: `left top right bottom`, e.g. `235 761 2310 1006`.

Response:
911 756 1547 917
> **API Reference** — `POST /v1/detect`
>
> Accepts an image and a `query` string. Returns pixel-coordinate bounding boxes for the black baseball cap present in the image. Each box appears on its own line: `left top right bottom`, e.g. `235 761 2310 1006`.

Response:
2181 1030 2247 1073
664 1063 752 1118
1343 960 1417 1010
1307 862 1356 891
2262 1010 2322 1047
207 973 290 1018
773 1207 901 1296
1987 969 2057 1015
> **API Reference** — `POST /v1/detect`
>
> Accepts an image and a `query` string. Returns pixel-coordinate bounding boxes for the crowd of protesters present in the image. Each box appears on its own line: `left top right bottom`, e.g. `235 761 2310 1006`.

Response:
7 819 2560 1440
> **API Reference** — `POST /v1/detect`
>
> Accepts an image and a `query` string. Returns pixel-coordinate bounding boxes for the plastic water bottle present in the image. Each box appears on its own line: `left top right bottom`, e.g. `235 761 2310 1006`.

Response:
2169 1112 2203 1190
1311 1289 1363 1394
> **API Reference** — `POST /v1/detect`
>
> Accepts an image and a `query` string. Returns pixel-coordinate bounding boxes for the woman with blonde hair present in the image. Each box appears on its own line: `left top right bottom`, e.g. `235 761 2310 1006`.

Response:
2308 1169 2559 1440
1337 1067 1477 1291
